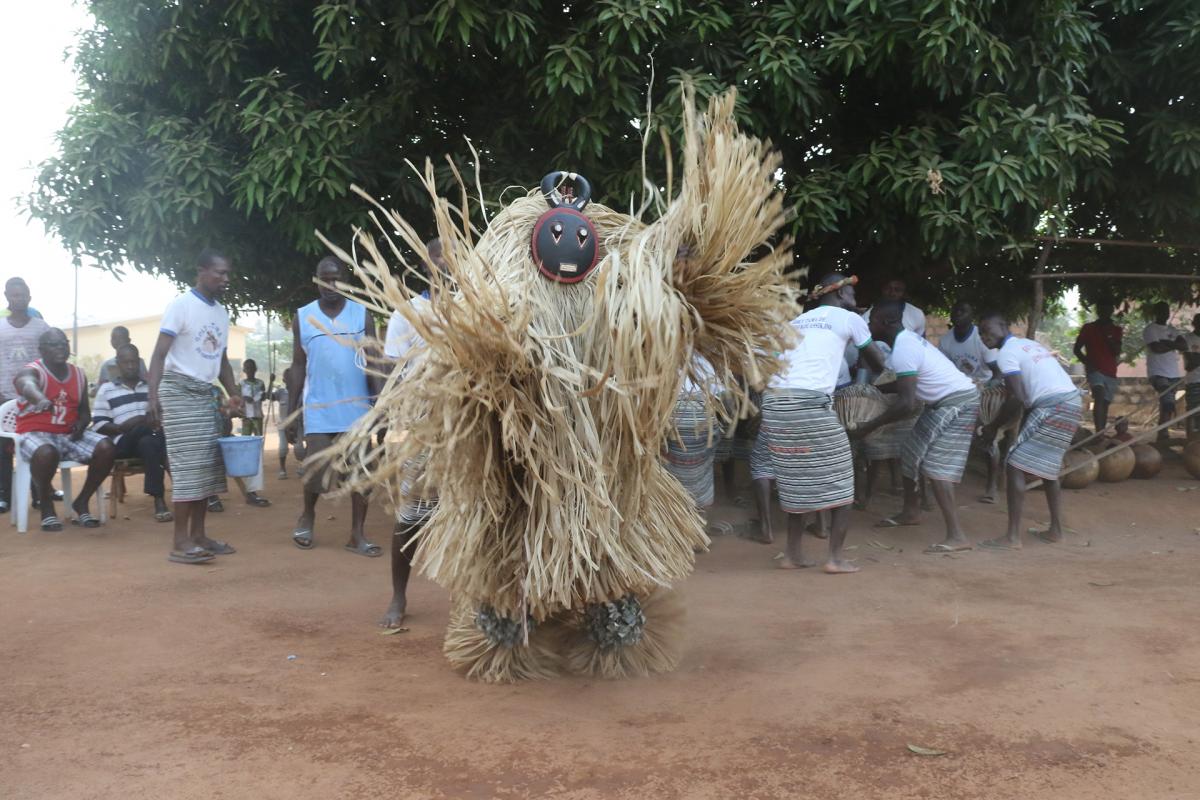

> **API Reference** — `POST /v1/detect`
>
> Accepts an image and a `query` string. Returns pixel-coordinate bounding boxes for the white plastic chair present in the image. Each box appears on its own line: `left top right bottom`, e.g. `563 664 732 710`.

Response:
1 398 105 533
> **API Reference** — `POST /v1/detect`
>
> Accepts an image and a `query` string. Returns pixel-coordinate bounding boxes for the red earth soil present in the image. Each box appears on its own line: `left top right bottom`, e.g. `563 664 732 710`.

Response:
2 444 1199 799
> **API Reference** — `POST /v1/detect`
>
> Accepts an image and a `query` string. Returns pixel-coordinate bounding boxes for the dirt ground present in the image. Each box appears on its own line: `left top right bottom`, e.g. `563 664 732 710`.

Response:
2 441 1200 800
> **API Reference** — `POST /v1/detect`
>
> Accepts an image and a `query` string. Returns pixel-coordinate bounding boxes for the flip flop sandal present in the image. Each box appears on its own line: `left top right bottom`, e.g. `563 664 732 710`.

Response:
207 498 225 513
40 515 64 532
978 539 1018 551
200 540 237 555
168 547 215 565
875 517 919 528
154 510 174 523
292 528 315 550
344 541 383 558
1030 530 1062 545
924 542 973 554
246 494 271 507
72 513 101 529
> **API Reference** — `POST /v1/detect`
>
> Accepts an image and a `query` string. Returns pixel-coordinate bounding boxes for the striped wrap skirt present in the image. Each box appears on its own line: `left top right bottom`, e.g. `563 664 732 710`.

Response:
759 388 854 513
396 448 438 527
1008 390 1082 481
901 388 981 483
663 395 717 508
714 390 760 464
159 371 226 502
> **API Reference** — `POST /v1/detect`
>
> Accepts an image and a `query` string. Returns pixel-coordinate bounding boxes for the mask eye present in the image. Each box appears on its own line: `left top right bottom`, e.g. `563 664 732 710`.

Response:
577 227 588 246
551 222 563 243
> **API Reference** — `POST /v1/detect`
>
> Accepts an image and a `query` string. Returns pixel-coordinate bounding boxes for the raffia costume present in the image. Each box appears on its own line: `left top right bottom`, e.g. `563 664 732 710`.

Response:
320 89 797 681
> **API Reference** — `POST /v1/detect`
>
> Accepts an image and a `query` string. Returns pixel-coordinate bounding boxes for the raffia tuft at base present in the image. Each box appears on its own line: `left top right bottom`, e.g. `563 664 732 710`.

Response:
443 602 563 683
563 590 685 679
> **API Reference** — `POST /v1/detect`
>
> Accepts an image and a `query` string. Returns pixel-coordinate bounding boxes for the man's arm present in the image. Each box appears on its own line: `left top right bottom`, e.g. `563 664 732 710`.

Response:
1073 331 1088 366
287 316 305 418
982 373 1027 438
858 341 887 375
91 386 122 436
14 367 50 411
364 313 383 398
71 389 91 441
219 352 243 414
146 331 174 429
854 374 918 437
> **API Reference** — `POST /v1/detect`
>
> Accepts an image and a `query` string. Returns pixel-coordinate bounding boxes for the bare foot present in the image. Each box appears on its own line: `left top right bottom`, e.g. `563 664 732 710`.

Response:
823 559 861 574
379 600 407 628
978 492 997 504
777 555 816 569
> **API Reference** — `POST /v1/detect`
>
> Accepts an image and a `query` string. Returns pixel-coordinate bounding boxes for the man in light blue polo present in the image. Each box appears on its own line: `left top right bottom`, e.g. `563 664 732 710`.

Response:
287 257 381 556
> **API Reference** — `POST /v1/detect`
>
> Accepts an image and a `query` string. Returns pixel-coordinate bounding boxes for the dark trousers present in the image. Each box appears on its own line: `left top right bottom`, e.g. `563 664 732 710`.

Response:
114 425 167 498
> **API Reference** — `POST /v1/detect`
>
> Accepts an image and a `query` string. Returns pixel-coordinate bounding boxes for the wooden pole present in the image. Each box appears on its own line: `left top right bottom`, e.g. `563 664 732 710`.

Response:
1027 403 1200 491
1028 272 1200 281
1025 243 1053 340
1033 235 1200 251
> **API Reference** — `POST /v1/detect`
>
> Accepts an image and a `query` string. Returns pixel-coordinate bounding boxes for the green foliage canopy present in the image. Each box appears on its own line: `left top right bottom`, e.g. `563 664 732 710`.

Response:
27 0 1200 312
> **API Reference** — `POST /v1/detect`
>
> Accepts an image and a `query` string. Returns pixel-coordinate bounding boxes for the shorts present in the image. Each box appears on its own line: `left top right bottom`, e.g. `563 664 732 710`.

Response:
1150 376 1180 416
1086 371 1118 404
304 432 349 493
18 430 107 463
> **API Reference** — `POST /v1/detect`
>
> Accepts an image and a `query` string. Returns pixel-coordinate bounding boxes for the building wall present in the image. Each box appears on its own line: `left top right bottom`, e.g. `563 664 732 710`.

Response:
72 315 250 384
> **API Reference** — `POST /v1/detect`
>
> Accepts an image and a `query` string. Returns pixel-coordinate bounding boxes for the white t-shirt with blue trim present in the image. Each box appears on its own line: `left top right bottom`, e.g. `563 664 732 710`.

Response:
993 336 1075 406
160 289 229 384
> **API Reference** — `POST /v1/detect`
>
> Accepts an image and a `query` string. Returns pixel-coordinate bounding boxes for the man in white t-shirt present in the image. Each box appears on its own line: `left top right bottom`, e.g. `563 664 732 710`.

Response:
862 277 926 338
751 273 886 573
938 300 998 381
1143 302 1186 441
855 301 981 552
1182 312 1200 437
977 312 1081 551
147 250 244 565
379 237 445 629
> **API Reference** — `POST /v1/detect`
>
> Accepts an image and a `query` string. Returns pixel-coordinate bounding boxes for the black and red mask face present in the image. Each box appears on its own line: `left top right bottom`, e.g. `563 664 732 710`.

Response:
532 171 599 284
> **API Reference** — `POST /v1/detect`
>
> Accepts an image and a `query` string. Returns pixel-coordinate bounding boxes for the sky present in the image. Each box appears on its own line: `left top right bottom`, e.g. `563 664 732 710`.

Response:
0 1 182 330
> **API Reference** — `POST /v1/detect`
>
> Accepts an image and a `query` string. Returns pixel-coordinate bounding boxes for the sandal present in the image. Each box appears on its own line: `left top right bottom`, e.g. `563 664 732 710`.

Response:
245 492 271 507
72 512 101 529
40 515 64 532
293 527 314 550
154 510 174 523
168 546 215 565
207 498 224 513
344 540 383 558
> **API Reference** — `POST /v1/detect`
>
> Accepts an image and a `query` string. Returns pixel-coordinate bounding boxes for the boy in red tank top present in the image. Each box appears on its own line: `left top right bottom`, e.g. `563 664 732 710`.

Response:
14 328 115 531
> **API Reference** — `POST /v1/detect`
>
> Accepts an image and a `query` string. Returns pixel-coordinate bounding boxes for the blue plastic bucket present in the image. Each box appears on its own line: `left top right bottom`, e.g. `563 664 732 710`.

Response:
217 435 263 477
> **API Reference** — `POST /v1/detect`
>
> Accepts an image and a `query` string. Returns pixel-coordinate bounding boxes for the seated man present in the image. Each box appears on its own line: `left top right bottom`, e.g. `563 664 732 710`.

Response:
92 343 171 522
14 328 115 530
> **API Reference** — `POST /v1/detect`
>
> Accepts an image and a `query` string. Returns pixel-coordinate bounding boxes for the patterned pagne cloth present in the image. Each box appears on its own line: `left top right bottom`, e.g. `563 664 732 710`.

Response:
396 447 438 526
663 395 718 508
758 388 854 513
714 390 760 464
901 388 981 483
1007 390 1082 481
159 371 227 502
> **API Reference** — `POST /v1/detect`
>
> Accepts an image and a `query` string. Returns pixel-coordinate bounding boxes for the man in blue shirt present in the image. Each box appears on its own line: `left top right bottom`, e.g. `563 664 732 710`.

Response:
287 257 382 556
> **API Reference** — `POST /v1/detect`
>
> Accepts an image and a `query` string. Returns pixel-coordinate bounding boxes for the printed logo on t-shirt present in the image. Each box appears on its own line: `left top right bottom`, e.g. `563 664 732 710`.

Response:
193 323 224 360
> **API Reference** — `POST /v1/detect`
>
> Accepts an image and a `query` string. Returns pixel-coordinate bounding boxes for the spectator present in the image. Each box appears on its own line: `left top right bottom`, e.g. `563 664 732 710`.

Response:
274 367 304 479
238 358 266 435
92 343 171 522
1143 301 1186 442
288 256 381 556
147 249 243 565
95 326 148 387
1182 312 1200 437
14 328 115 530
1073 299 1123 431
0 277 50 513
862 277 926 337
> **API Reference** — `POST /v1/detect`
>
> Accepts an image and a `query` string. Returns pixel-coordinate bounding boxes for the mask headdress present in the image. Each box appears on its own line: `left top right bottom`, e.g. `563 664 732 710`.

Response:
531 172 600 284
